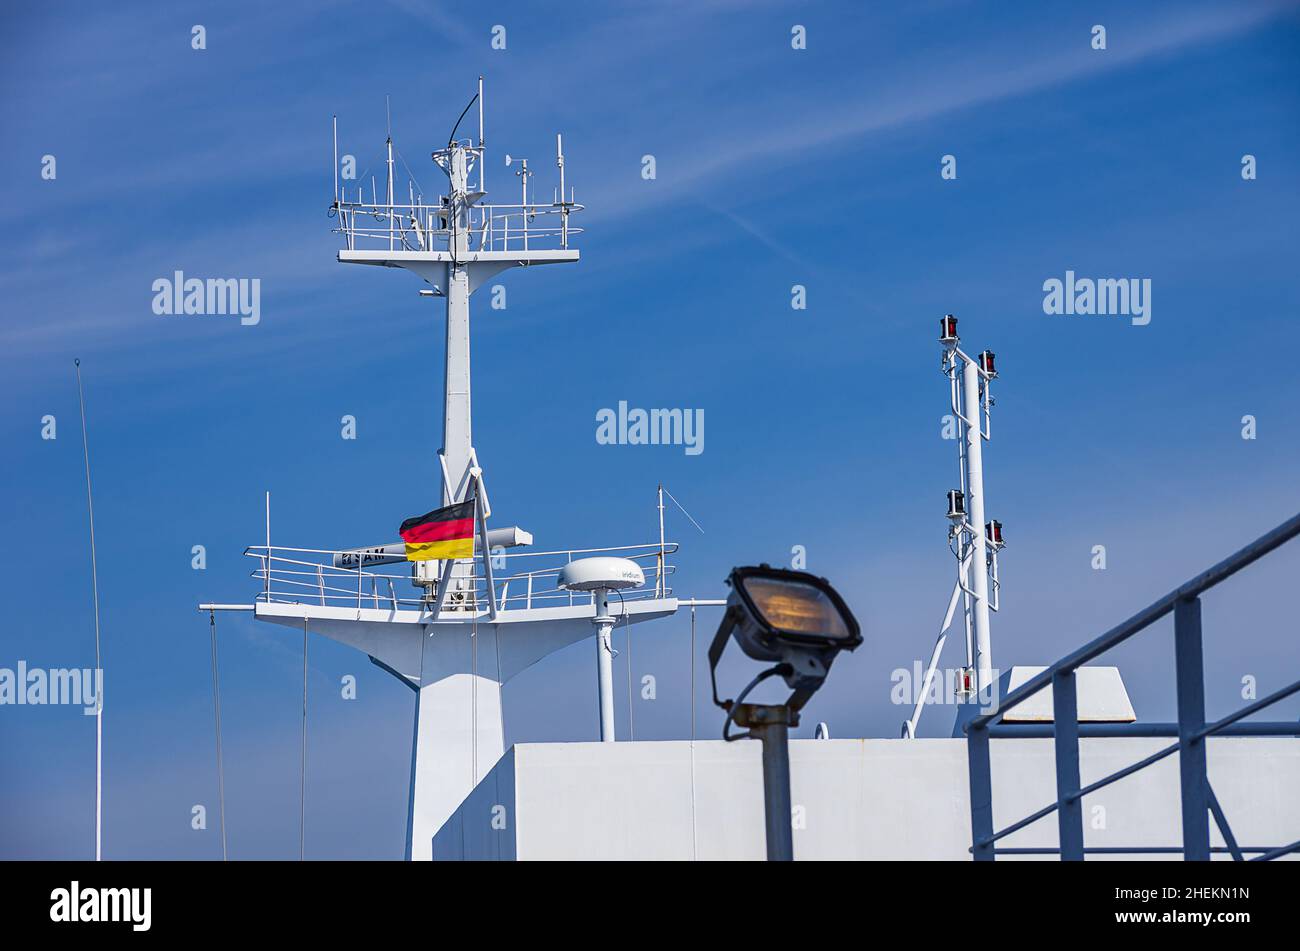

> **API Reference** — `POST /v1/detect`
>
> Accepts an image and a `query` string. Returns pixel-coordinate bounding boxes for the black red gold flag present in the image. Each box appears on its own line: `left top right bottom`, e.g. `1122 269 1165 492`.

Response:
399 499 475 561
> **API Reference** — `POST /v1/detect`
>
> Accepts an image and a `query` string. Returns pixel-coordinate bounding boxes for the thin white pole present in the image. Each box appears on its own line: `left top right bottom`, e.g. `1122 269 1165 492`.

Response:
264 491 271 601
688 602 698 859
332 115 339 203
689 605 696 741
962 358 993 695
594 589 615 742
74 359 103 862
556 133 567 247
625 610 633 740
207 610 228 860
477 76 485 195
300 618 308 861
657 484 666 597
519 159 529 251
473 480 498 620
386 132 396 252
556 133 565 202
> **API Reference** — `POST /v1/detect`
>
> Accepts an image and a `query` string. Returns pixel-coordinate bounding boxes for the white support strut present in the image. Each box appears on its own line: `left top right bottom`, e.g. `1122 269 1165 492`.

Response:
594 588 616 742
903 580 963 738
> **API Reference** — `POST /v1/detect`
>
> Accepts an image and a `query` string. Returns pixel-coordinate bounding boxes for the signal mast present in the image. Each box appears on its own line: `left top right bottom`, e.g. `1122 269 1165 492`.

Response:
199 82 683 860
903 316 1004 738
331 77 582 611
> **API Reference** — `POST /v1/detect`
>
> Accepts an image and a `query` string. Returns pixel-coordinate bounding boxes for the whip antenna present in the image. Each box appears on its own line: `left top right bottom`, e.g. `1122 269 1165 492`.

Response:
208 609 228 860
300 618 308 861
447 88 480 147
74 359 104 861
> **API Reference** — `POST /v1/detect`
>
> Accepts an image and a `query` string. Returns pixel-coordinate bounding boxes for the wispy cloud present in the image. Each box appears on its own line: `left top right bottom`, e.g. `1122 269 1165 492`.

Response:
381 0 479 49
582 1 1295 225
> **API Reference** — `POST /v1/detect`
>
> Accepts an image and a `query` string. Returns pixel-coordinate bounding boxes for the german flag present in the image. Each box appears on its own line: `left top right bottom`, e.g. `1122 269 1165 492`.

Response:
399 499 475 561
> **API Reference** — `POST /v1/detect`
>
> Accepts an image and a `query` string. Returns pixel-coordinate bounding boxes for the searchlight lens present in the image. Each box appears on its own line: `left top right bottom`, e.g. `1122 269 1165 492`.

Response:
739 575 854 642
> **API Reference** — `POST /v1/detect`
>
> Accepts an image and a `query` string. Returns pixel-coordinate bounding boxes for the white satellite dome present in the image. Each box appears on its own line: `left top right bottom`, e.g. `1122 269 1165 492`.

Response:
558 557 646 591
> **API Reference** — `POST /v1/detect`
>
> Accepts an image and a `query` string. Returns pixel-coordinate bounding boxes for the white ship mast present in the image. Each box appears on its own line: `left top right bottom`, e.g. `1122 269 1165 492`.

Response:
903 317 1003 737
208 83 683 860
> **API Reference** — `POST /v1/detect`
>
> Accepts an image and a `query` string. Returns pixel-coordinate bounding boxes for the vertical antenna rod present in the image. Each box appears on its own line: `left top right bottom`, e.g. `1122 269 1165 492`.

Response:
300 618 308 861
385 97 396 252
207 609 228 859
264 491 271 601
74 359 103 862
478 76 485 194
332 115 339 203
557 134 568 246
557 133 565 200
657 484 666 597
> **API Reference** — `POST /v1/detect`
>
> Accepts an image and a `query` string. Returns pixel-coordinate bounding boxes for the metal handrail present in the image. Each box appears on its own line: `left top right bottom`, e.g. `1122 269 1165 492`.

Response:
335 197 584 253
966 511 1300 861
245 541 678 560
245 540 677 614
969 512 1300 730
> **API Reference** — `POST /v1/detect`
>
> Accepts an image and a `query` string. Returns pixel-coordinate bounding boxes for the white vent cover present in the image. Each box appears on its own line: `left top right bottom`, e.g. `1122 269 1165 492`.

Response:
1000 666 1137 722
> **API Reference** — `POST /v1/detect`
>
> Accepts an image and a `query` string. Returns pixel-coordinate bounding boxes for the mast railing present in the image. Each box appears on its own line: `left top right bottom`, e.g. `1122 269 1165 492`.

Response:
332 197 584 254
245 541 678 615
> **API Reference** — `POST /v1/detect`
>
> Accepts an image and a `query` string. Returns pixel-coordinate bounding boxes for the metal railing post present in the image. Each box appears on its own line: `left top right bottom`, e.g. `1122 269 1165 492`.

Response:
1052 669 1085 860
967 722 995 861
1174 596 1211 860
1206 784 1244 861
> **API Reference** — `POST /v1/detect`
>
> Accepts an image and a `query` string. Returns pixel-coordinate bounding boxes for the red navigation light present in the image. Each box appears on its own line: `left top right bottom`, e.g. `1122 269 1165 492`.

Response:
939 314 958 343
985 520 1004 547
978 350 997 378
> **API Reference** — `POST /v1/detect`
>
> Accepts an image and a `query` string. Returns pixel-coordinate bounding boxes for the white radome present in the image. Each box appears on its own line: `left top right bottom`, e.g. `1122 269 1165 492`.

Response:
558 557 646 591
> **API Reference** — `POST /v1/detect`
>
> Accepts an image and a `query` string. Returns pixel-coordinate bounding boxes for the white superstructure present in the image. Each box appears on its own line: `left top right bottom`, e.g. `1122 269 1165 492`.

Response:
195 90 1300 865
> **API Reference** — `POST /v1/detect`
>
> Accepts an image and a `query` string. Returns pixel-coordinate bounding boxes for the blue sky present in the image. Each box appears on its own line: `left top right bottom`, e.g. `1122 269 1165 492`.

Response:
2 0 1298 859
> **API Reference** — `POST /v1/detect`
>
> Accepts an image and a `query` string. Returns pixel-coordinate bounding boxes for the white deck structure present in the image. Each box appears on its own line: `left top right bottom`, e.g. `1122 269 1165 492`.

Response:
434 737 1300 860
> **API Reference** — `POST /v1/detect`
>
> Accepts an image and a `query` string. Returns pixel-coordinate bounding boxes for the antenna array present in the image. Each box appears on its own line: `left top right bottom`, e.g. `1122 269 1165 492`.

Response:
329 79 582 256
